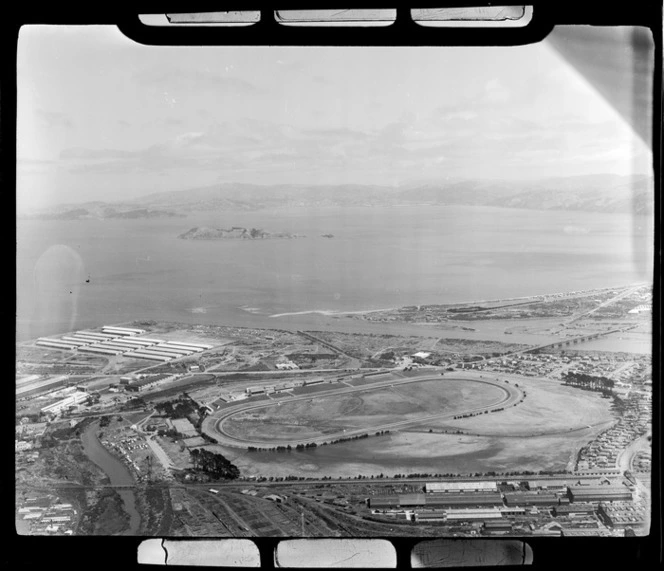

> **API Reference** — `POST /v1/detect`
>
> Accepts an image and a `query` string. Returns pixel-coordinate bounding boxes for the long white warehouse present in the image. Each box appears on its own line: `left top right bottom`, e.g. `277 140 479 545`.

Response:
36 340 76 350
136 350 184 359
102 326 146 335
150 346 194 355
78 346 122 356
60 337 92 346
90 343 134 352
41 391 89 415
159 343 205 353
161 341 212 350
124 352 171 362
76 332 121 339
100 329 136 337
110 339 158 347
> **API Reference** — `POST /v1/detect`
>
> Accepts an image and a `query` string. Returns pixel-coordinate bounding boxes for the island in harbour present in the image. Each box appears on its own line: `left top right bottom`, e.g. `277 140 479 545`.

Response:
178 226 305 240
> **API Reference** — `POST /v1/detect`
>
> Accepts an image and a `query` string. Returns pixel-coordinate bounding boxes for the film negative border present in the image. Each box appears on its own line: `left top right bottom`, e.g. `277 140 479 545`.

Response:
4 2 662 571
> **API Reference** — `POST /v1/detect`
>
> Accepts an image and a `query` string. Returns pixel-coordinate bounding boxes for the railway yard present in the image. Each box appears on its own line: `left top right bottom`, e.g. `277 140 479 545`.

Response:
15 284 653 536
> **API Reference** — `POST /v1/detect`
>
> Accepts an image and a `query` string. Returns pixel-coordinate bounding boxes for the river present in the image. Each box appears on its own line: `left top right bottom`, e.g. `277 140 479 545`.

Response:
80 422 141 535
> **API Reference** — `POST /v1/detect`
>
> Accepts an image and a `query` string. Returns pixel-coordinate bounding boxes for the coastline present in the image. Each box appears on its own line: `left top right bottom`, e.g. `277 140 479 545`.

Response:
264 282 648 319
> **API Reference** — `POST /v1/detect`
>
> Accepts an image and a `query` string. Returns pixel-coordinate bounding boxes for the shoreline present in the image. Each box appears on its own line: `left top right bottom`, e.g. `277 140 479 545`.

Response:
262 282 648 319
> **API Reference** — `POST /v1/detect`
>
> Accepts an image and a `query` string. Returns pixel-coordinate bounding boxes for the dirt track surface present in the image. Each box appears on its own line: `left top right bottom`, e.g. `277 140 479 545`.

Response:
201 373 522 449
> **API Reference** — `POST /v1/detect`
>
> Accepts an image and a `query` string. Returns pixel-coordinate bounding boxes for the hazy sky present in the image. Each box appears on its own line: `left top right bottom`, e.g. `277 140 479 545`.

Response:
17 25 652 212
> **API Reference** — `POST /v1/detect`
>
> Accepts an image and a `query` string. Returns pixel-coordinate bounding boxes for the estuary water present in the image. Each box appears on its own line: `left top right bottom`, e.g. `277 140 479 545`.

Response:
16 205 652 341
80 422 141 534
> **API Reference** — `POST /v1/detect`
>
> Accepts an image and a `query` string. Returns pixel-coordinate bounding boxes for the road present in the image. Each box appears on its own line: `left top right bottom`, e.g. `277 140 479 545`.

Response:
616 434 651 473
146 436 174 471
616 434 651 504
19 471 610 492
201 373 522 449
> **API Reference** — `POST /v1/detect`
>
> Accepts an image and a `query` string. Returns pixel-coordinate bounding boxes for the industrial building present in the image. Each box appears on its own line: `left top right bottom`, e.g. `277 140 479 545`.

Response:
162 340 213 350
73 332 121 340
36 339 78 350
503 492 561 507
412 511 445 522
33 327 210 365
596 502 648 529
124 351 172 362
138 350 184 359
413 507 507 523
124 374 175 392
426 481 497 493
88 343 133 352
60 337 92 346
526 479 570 491
368 493 504 510
552 504 596 517
483 520 514 534
78 346 122 356
161 343 205 352
40 391 89 415
112 338 161 347
445 508 503 521
141 346 192 356
567 486 633 503
102 326 146 335
150 345 193 355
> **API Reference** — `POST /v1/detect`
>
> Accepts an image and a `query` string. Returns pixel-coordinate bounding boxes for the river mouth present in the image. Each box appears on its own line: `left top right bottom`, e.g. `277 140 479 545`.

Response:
80 422 141 535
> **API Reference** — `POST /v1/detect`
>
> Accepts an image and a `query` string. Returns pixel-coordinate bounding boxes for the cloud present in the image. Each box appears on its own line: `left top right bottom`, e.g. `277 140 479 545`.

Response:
60 147 135 160
300 127 370 141
38 110 74 129
134 68 264 96
57 101 648 185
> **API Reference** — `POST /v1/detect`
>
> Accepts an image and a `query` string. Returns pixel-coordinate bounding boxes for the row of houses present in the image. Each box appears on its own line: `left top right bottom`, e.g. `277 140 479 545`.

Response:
576 392 651 471
16 494 77 535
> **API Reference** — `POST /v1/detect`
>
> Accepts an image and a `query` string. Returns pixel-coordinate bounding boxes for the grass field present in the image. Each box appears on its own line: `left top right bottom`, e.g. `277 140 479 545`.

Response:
208 372 615 478
221 379 506 443
423 374 614 436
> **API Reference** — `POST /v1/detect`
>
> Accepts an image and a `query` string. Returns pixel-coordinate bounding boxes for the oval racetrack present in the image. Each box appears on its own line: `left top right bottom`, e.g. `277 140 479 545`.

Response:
201 374 523 449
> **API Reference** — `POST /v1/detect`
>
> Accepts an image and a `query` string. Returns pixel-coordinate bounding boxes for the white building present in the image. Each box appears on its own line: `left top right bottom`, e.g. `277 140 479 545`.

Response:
40 391 89 415
426 481 498 493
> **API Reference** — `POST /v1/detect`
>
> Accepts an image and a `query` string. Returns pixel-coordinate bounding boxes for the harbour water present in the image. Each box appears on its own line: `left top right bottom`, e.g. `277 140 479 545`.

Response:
16 205 652 341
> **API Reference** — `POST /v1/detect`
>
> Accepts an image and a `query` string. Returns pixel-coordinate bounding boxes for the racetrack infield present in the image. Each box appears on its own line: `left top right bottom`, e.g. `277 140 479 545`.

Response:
219 378 508 443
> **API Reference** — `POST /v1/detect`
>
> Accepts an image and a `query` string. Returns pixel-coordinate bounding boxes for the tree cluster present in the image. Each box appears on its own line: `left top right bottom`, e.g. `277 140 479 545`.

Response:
563 371 614 394
190 448 240 479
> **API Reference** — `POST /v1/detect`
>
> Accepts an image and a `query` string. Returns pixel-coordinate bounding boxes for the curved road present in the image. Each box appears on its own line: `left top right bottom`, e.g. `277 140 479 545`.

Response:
201 374 522 449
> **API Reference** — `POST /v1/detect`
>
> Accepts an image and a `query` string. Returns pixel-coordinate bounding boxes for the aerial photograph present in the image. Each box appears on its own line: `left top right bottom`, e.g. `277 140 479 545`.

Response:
15 24 653 538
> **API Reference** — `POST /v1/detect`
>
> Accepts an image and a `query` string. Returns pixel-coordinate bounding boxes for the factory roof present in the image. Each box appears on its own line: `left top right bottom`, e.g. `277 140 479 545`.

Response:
569 486 631 495
426 481 497 492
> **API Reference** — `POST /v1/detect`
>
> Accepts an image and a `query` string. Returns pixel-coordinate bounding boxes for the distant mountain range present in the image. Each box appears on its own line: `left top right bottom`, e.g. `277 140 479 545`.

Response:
23 174 654 218
24 204 185 221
